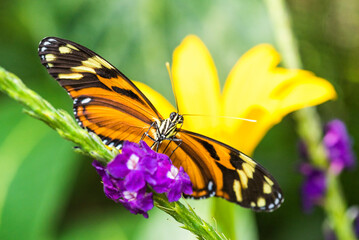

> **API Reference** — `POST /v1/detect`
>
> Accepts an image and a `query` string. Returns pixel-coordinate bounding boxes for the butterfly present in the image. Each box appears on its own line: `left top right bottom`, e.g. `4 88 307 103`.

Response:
38 37 284 211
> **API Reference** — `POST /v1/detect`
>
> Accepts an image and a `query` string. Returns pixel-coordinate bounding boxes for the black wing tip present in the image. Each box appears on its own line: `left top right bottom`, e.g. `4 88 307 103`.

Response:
39 37 60 48
250 191 284 212
39 36 69 45
184 189 284 212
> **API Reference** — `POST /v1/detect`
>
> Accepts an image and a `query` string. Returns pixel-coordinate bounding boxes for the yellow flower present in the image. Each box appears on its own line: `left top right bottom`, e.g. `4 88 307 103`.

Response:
135 35 336 155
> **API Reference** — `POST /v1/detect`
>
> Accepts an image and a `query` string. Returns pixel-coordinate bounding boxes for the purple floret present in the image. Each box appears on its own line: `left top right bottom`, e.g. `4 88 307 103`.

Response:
93 140 193 218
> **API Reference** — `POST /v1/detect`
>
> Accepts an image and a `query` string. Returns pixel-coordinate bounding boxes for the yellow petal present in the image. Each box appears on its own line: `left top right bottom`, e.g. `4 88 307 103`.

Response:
222 44 280 120
220 106 271 155
220 44 337 155
172 35 221 136
133 81 176 119
269 69 337 120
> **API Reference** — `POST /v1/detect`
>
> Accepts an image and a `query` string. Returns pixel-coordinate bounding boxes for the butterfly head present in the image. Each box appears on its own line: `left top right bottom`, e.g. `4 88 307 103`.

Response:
155 112 183 142
169 112 183 125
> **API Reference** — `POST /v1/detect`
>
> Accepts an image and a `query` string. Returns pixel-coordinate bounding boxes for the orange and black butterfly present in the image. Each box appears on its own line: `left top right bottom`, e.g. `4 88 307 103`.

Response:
38 37 284 211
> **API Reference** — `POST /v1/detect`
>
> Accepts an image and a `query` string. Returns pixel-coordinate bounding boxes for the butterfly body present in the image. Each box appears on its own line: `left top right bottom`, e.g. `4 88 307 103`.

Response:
154 112 183 142
38 37 284 211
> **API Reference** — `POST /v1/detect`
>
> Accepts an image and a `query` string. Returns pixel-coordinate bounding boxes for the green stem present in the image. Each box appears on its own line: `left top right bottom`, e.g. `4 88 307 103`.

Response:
0 67 226 240
154 194 226 240
324 173 355 240
264 0 356 239
0 67 115 164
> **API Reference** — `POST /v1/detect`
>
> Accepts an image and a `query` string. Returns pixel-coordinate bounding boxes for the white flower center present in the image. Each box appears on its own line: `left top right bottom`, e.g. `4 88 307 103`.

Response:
167 165 179 180
127 154 140 170
123 191 137 201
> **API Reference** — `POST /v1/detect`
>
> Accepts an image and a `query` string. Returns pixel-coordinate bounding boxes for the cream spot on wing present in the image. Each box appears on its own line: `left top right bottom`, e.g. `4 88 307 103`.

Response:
264 176 274 186
66 44 79 51
239 153 256 167
45 54 56 61
250 202 256 207
58 73 83 80
233 180 242 202
59 46 72 54
82 57 102 69
71 65 96 74
242 163 254 179
263 182 272 194
257 197 266 207
47 63 54 68
93 55 114 69
237 170 248 189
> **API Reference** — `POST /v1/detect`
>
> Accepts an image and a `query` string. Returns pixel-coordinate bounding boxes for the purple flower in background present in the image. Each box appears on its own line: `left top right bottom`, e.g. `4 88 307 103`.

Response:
323 119 356 174
93 140 193 218
300 163 327 212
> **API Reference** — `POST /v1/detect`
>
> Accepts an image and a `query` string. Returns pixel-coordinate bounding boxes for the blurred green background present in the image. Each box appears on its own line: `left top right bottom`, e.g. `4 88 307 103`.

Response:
0 0 358 239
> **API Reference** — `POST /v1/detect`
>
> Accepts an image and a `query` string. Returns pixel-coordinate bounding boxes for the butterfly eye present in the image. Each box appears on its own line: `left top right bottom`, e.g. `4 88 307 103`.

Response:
170 112 177 120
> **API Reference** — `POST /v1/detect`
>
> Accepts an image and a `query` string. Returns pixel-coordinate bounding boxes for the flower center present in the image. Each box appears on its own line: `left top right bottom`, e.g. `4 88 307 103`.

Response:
127 154 140 170
123 191 137 201
167 165 179 180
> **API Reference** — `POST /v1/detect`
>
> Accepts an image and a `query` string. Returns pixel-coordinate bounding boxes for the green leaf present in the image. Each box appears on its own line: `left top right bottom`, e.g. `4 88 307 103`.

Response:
0 119 79 239
59 211 129 240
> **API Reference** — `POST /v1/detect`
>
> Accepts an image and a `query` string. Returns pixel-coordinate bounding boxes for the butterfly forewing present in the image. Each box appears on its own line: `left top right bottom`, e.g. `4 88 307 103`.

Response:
160 130 283 211
38 37 162 145
38 37 283 211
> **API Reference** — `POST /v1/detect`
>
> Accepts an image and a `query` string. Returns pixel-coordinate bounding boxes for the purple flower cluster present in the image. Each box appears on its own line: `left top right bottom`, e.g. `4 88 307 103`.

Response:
93 141 192 218
323 119 356 174
298 119 356 212
299 163 327 212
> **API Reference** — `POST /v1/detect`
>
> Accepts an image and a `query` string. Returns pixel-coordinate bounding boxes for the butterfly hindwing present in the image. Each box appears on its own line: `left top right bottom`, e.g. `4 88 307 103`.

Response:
160 130 283 211
38 37 162 146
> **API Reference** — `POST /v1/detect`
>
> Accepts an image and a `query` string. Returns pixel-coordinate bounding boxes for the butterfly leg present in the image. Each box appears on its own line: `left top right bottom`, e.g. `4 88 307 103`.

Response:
165 138 182 158
144 132 156 142
141 122 156 141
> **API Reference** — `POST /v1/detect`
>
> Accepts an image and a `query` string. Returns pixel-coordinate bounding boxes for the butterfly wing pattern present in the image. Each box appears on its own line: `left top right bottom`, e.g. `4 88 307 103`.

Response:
38 37 162 148
159 130 283 211
38 37 284 211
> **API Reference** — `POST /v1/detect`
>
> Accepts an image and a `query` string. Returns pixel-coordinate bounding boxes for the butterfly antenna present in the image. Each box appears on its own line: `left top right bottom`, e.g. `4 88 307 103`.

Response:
166 62 180 113
182 113 257 123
